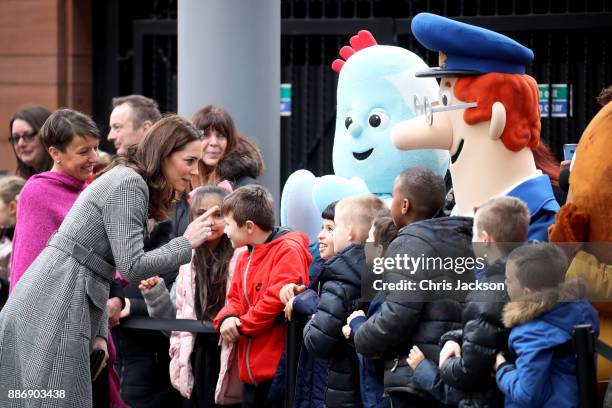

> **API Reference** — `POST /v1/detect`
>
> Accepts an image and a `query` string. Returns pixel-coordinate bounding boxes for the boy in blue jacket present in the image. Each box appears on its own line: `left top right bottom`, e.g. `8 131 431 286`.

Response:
494 242 599 407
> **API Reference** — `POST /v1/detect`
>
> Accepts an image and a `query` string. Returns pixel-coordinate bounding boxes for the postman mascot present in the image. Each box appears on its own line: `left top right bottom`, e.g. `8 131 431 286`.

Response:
392 13 559 241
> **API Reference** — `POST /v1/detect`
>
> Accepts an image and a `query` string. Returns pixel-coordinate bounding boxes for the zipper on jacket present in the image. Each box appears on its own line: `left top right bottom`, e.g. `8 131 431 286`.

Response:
242 250 258 385
390 357 399 372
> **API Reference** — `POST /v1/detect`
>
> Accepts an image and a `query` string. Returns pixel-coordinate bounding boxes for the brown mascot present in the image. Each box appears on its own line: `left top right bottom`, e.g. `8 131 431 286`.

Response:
549 100 612 396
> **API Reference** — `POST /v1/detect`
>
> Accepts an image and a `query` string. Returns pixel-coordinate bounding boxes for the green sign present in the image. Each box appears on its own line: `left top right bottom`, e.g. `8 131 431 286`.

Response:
538 84 569 118
281 83 291 117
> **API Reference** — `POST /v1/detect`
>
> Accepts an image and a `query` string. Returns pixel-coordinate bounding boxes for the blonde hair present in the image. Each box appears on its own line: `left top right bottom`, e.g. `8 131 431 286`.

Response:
0 176 25 205
335 195 386 244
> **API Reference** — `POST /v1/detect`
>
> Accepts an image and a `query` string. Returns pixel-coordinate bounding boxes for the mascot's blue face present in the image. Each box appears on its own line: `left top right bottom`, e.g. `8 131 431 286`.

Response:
333 45 449 194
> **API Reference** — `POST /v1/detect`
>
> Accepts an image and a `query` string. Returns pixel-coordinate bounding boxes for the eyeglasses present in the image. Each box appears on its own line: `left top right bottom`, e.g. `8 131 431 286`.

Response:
9 132 38 145
413 95 477 126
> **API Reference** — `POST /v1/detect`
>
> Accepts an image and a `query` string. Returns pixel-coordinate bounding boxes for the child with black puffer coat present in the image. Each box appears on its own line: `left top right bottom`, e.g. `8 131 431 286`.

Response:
279 201 337 408
406 196 530 407
303 194 386 408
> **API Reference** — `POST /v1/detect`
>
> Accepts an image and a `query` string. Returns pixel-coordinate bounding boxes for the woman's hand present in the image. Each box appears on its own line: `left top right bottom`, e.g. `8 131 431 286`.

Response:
183 206 218 248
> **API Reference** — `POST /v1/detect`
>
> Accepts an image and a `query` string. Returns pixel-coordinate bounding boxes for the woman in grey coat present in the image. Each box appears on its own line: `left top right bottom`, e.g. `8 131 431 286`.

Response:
0 115 214 407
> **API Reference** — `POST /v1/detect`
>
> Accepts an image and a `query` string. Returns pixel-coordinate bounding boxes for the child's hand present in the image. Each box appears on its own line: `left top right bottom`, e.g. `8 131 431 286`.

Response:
284 297 295 321
139 276 161 294
494 352 507 371
220 317 242 343
439 340 461 368
342 324 351 339
407 346 425 370
346 310 366 325
280 283 305 305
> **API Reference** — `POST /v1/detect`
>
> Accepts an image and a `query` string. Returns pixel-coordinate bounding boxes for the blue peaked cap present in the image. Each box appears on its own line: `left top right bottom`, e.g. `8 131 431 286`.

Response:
411 13 534 77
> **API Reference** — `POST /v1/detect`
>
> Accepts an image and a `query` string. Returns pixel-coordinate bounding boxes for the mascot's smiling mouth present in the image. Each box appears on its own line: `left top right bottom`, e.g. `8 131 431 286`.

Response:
353 148 374 160
450 139 464 164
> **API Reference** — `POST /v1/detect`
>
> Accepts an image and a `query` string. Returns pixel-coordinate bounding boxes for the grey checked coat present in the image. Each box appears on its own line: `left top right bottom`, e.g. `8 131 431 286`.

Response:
0 166 192 407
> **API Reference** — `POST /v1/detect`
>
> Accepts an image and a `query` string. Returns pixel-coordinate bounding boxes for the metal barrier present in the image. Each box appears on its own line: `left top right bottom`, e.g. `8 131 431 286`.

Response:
120 315 303 408
285 316 306 408
574 324 598 408
120 316 216 333
119 318 611 407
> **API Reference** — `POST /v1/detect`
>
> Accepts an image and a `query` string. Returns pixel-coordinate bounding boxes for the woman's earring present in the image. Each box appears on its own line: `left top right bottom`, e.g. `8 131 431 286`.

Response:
56 160 61 164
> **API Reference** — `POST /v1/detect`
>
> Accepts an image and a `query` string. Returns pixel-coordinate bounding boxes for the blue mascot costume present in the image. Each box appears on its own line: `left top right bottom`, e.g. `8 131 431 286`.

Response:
281 30 450 241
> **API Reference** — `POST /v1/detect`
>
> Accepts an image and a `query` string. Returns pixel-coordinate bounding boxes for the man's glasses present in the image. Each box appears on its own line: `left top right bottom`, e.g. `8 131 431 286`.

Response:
413 95 477 126
9 132 38 145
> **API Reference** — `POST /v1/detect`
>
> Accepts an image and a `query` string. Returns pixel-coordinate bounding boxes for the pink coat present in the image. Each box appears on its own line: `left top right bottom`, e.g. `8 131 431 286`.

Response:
169 247 246 400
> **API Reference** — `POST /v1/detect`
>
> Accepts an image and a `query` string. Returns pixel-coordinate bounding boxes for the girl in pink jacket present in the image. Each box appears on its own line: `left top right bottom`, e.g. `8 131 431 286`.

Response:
141 185 244 407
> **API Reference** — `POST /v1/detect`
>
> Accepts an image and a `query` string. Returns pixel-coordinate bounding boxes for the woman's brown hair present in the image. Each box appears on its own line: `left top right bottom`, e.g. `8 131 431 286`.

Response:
532 140 560 187
190 186 234 321
102 114 201 221
191 105 239 185
9 106 53 179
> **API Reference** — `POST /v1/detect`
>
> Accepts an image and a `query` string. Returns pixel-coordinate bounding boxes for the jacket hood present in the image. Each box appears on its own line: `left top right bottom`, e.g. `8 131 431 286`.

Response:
321 243 365 287
217 137 264 182
502 279 595 330
30 171 86 194
251 228 310 260
398 216 474 258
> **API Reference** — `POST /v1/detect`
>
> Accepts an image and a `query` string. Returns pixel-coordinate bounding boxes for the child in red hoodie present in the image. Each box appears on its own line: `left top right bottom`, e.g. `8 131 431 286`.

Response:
214 185 311 407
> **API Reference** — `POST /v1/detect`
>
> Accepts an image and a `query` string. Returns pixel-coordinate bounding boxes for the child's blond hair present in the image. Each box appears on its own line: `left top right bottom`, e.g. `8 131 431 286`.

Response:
0 176 25 206
335 195 386 244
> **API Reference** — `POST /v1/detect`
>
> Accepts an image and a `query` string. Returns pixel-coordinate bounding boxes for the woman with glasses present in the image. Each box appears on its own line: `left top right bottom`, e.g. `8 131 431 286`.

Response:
9 106 53 179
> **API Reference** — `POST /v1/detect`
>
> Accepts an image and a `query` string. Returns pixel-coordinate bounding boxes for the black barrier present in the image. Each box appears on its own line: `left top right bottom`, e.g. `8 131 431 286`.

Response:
285 316 305 408
119 318 612 407
573 324 598 408
120 316 216 333
119 316 301 408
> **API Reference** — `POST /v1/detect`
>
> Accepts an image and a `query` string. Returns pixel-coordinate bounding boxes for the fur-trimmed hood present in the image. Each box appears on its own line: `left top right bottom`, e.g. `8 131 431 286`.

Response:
217 136 264 185
502 279 589 328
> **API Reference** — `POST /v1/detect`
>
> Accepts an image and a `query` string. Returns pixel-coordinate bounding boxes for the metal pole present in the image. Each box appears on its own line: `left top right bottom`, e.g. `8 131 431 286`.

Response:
573 324 598 408
285 316 304 408
177 0 281 207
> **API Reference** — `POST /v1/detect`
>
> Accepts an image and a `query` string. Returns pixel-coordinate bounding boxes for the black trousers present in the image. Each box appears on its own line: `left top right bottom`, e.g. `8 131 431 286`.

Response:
242 381 283 408
389 392 441 408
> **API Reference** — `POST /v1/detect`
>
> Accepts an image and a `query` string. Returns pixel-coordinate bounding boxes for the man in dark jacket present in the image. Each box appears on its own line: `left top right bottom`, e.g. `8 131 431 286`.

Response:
353 168 473 407
303 195 386 407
